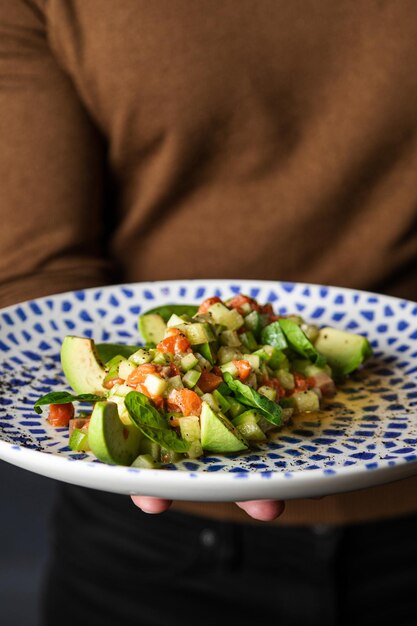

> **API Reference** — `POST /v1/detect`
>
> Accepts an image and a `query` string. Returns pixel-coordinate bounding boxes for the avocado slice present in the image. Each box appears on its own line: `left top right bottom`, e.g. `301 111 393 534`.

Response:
61 336 107 395
200 401 249 453
88 401 142 465
314 327 373 377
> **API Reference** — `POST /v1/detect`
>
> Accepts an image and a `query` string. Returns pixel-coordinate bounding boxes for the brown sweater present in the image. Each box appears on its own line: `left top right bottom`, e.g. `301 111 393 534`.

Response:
1 0 417 525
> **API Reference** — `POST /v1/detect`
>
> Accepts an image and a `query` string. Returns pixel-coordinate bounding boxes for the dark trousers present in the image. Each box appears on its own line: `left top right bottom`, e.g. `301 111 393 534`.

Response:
41 485 417 626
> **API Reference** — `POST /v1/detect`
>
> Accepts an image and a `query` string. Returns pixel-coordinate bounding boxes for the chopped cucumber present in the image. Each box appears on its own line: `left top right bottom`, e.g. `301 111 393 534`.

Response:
138 313 166 344
182 369 201 389
144 374 168 396
201 392 220 412
69 428 90 452
129 348 152 366
289 390 320 413
240 331 258 352
217 346 242 364
232 410 266 442
212 388 232 413
181 353 199 372
257 385 277 401
118 359 136 381
131 454 160 469
220 330 241 347
219 361 239 378
207 302 244 331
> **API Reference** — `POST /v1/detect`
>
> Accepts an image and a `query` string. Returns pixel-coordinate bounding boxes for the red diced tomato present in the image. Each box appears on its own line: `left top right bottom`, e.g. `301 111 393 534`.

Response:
157 328 191 354
232 359 252 381
167 389 202 416
48 403 74 427
198 370 223 393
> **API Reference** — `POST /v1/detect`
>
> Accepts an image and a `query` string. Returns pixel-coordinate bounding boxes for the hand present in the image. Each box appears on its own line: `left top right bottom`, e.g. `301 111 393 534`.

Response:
131 496 285 522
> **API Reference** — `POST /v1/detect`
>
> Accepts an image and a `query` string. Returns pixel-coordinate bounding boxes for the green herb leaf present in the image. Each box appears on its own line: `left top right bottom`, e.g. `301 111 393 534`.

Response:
125 391 190 453
260 322 288 350
142 304 199 323
34 391 102 414
95 343 142 362
223 374 283 426
278 319 326 366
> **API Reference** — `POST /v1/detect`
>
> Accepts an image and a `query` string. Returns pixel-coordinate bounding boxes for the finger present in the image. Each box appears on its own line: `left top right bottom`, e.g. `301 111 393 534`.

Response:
131 496 173 514
235 499 285 522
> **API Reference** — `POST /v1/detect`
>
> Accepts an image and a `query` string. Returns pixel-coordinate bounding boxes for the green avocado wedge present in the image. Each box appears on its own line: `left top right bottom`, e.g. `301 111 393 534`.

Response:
200 401 249 453
60 336 108 396
88 401 142 465
314 327 373 377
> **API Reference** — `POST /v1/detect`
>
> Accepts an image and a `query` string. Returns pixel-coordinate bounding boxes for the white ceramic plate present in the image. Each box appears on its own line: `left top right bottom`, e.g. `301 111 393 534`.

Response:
0 279 416 501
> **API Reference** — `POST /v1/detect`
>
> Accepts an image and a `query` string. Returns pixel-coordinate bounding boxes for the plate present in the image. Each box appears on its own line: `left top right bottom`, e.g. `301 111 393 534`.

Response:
0 279 417 502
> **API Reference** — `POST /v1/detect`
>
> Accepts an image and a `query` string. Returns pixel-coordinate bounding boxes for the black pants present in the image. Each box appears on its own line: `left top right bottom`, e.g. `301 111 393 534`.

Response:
41 485 417 626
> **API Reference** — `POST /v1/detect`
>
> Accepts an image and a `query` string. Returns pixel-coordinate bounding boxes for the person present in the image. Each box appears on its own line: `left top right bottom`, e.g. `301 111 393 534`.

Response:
1 1 417 625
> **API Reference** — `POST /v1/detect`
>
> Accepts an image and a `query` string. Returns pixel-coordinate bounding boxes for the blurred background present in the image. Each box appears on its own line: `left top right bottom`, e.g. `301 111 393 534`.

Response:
0 463 56 626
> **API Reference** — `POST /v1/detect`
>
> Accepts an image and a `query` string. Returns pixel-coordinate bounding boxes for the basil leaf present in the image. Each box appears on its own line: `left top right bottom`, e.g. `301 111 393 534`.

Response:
142 304 199 323
125 391 189 453
34 391 102 414
278 319 326 366
95 343 142 362
260 321 288 350
223 374 283 426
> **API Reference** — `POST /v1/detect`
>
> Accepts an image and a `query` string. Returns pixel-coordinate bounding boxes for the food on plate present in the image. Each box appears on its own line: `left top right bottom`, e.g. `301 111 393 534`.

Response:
34 294 373 468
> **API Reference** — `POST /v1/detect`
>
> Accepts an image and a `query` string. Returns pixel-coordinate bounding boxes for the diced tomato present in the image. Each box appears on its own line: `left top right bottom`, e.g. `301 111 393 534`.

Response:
104 377 125 390
198 296 222 314
68 418 90 436
167 389 202 416
136 382 165 409
227 294 260 314
127 364 158 387
157 328 191 354
232 359 252 381
48 403 74 427
293 372 312 392
212 365 223 377
198 369 223 393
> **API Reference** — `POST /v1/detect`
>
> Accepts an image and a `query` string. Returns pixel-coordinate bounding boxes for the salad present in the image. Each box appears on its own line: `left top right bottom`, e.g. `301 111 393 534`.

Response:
34 294 373 468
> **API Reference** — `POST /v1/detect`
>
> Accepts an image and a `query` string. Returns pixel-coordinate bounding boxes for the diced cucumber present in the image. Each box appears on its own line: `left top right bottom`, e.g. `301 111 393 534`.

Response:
150 350 169 365
212 389 232 413
109 383 133 398
244 310 261 333
167 313 190 328
228 398 246 418
200 402 248 453
257 385 277 401
232 410 266 442
160 448 184 464
201 392 220 412
144 374 168 396
289 390 320 413
217 346 242 364
276 369 295 390
138 438 161 461
219 361 239 377
103 355 125 385
220 330 241 347
179 415 203 457
129 348 152 366
181 353 199 372
182 369 201 389
239 331 258 351
175 322 215 345
269 350 289 371
118 359 136 381
242 353 260 371
240 302 252 314
166 375 184 390
194 342 216 365
131 454 160 469
195 352 213 371
207 302 244 331
69 428 90 452
292 359 332 378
